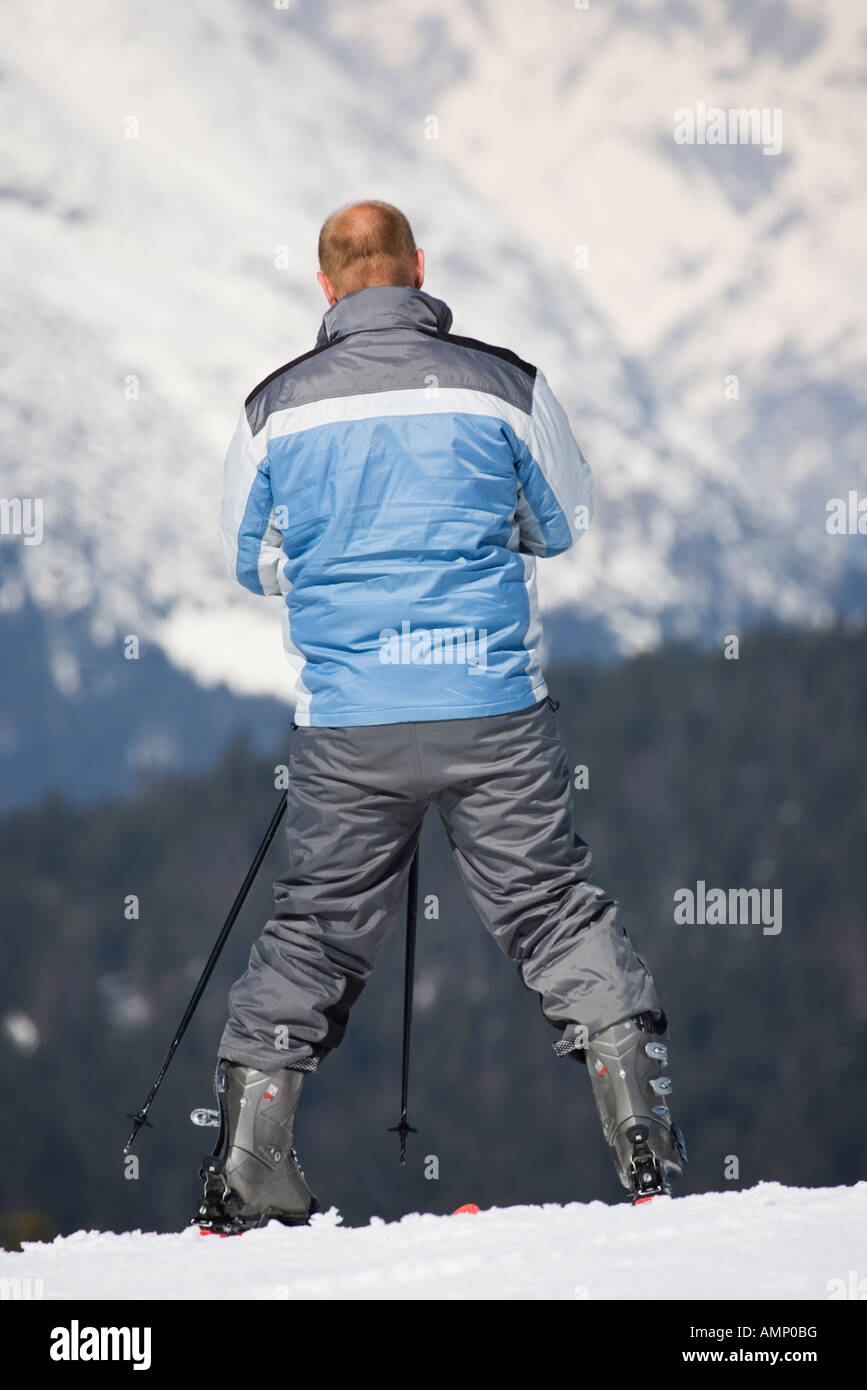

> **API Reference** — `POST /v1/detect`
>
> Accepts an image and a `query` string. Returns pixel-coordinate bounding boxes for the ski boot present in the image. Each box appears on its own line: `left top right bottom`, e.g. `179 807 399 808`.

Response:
573 1013 687 1202
194 1060 318 1234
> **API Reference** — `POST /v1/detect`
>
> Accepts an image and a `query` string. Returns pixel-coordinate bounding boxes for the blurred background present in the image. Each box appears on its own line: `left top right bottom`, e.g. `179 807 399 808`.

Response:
0 0 864 1244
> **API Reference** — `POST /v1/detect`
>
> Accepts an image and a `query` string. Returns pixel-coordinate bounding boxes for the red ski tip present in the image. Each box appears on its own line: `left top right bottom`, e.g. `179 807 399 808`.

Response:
452 1203 481 1215
634 1195 657 1205
199 1227 231 1237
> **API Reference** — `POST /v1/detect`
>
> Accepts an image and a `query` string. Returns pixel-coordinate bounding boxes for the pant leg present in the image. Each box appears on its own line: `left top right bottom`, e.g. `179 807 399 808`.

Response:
219 723 426 1072
426 698 661 1039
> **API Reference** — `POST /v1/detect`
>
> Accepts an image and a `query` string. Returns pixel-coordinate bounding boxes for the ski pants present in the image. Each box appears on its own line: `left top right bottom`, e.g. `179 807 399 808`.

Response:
219 697 661 1072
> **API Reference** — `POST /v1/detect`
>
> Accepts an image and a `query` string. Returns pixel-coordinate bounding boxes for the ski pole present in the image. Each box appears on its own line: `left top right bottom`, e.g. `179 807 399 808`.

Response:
123 790 289 1153
389 844 420 1164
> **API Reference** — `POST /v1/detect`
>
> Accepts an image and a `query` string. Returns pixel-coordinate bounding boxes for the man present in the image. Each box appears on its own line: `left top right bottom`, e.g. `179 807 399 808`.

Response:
196 201 685 1233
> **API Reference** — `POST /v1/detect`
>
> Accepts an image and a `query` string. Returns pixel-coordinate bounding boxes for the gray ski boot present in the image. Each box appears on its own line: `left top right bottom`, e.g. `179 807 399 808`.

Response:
195 1060 318 1234
582 1013 687 1201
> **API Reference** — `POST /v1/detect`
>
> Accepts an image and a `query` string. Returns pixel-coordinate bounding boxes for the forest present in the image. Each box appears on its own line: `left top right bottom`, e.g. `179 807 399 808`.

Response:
1 621 865 1246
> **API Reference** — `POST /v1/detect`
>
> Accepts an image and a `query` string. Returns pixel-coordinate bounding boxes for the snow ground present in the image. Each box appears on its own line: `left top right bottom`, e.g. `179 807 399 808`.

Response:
2 1183 864 1301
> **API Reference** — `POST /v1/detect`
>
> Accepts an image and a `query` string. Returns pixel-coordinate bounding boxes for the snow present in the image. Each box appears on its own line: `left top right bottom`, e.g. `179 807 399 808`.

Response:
2 1183 865 1301
0 0 863 704
2 1011 40 1054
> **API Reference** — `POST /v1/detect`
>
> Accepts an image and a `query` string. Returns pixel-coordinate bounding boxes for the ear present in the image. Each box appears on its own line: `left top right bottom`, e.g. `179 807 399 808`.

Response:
317 270 339 306
413 248 425 289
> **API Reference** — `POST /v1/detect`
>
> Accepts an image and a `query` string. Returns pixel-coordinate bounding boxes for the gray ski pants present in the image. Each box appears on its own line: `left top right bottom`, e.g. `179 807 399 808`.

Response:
219 697 661 1071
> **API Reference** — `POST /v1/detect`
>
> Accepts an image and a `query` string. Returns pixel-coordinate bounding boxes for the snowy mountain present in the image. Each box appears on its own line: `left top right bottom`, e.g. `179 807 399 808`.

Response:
2 1183 865 1300
0 0 864 710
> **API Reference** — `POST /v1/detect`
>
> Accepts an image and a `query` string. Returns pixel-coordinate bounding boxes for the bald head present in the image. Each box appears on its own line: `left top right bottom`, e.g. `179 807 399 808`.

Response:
317 201 424 304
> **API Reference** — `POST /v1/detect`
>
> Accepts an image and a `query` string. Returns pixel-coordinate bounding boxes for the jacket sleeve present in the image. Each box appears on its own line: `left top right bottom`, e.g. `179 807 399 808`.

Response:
512 369 594 557
219 405 285 596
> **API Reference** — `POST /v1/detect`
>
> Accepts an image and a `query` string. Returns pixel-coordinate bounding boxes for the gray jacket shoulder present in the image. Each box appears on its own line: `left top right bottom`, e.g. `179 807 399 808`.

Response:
244 329 537 437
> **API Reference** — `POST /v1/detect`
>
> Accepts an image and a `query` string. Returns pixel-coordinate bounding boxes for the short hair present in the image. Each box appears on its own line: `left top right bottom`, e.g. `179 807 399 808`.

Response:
318 201 417 297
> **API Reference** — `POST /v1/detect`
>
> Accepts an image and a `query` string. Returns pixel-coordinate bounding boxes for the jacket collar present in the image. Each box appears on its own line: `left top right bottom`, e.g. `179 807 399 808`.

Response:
315 286 453 347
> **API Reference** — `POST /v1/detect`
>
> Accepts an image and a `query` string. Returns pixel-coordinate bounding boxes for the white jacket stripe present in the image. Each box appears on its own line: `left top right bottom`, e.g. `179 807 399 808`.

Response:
252 386 533 450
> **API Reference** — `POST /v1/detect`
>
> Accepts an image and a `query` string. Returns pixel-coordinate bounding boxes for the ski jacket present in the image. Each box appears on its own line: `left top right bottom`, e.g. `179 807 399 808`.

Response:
221 285 593 726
